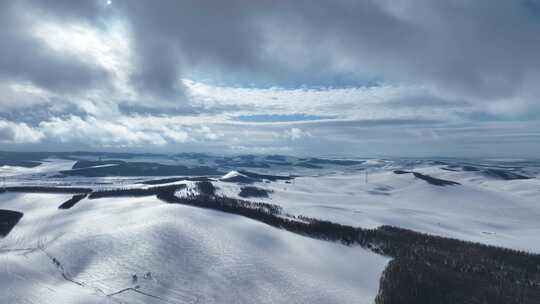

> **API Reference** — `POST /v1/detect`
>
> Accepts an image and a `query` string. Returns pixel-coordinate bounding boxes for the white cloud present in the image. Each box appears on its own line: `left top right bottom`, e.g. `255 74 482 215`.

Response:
162 128 189 143
0 120 44 143
0 82 52 111
36 115 224 148
184 79 471 122
33 19 135 99
284 128 311 141
40 116 168 147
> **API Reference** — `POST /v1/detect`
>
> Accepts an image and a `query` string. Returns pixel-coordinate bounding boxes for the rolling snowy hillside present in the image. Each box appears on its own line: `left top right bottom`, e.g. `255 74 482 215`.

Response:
1 152 539 303
0 193 388 304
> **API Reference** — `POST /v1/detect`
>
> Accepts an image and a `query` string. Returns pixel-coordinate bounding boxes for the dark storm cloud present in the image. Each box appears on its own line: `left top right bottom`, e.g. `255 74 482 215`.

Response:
123 0 540 106
407 1 540 101
267 0 540 102
0 125 16 142
125 0 540 110
7 0 540 109
14 0 274 99
116 1 273 99
111 0 413 90
0 2 109 93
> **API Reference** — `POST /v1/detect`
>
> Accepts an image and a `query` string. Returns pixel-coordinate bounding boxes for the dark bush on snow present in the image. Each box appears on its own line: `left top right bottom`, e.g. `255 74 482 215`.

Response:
196 181 216 196
238 186 272 198
0 160 42 168
3 186 92 194
238 170 294 181
89 184 186 199
393 170 460 186
58 194 87 209
0 209 23 237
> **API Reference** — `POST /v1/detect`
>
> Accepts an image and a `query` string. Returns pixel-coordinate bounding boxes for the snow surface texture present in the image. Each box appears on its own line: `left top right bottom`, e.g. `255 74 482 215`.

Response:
2 156 540 302
0 193 388 304
216 164 540 253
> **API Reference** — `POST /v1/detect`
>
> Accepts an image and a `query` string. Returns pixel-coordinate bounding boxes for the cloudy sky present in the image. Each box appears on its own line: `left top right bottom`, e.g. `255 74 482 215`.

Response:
1 0 540 157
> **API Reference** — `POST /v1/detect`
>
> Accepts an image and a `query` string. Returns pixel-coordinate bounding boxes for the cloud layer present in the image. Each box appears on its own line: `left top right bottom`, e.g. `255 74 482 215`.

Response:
1 0 539 157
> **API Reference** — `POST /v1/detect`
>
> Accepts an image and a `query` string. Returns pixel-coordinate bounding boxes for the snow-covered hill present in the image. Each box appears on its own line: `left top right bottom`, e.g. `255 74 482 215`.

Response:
216 165 540 252
1 153 540 303
0 193 388 304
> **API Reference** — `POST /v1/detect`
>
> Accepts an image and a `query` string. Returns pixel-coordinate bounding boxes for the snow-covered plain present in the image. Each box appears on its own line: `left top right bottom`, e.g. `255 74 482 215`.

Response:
1 154 540 303
217 165 540 253
0 193 388 304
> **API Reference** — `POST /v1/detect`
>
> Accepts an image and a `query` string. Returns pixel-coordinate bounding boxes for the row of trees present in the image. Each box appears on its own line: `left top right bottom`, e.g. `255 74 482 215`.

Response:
2 186 92 194
4 181 540 302
58 194 87 209
157 184 540 304
88 184 186 199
